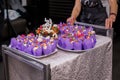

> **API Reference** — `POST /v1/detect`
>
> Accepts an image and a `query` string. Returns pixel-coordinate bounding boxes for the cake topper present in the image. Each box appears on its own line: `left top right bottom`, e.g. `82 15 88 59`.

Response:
43 18 52 30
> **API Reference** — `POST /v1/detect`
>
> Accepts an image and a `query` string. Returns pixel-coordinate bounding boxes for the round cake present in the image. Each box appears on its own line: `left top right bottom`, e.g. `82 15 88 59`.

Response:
57 22 96 50
9 33 58 56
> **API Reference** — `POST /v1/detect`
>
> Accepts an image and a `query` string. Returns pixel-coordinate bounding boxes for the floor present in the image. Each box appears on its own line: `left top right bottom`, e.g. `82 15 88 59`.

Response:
0 33 120 80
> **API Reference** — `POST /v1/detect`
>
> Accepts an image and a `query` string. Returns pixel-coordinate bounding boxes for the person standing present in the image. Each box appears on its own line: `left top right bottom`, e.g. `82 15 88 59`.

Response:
67 0 118 29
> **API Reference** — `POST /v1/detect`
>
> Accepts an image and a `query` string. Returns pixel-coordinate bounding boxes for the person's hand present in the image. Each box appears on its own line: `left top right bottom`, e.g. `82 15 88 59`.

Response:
66 16 76 25
105 14 116 29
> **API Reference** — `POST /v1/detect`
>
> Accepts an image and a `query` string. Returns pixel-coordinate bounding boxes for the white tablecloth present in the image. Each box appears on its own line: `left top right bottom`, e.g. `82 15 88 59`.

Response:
8 35 112 80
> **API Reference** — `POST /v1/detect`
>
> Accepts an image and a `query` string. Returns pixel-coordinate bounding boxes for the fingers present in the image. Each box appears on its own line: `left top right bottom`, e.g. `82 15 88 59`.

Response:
67 18 74 25
67 18 71 22
105 18 113 29
105 14 116 29
66 17 75 25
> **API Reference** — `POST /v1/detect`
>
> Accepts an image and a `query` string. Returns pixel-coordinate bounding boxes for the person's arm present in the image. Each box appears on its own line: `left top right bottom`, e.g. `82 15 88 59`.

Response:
105 0 118 29
67 0 81 25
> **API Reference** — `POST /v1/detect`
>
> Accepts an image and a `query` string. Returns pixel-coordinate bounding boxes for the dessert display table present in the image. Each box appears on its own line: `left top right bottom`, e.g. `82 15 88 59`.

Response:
2 35 112 80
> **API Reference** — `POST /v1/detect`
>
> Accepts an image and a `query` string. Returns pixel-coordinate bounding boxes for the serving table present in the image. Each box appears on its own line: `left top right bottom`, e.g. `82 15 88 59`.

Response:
2 35 112 80
2 22 113 80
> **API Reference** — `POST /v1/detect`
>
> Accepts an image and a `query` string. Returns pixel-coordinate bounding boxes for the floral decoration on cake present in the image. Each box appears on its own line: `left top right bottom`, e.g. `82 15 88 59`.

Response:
36 18 59 38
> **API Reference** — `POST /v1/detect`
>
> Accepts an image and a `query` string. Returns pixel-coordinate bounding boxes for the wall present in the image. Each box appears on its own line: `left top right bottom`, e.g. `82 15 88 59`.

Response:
48 0 74 23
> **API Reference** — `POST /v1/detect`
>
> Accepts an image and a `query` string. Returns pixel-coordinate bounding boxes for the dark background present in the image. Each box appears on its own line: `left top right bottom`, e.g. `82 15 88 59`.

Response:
26 0 74 27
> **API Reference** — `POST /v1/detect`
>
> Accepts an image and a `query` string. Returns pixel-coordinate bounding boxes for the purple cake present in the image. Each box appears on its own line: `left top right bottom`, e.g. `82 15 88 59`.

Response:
21 43 28 51
64 38 73 50
83 37 93 49
73 39 82 50
58 37 66 48
43 43 53 55
10 38 17 48
90 36 96 48
24 45 34 54
16 41 23 50
32 46 42 56
50 41 57 52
